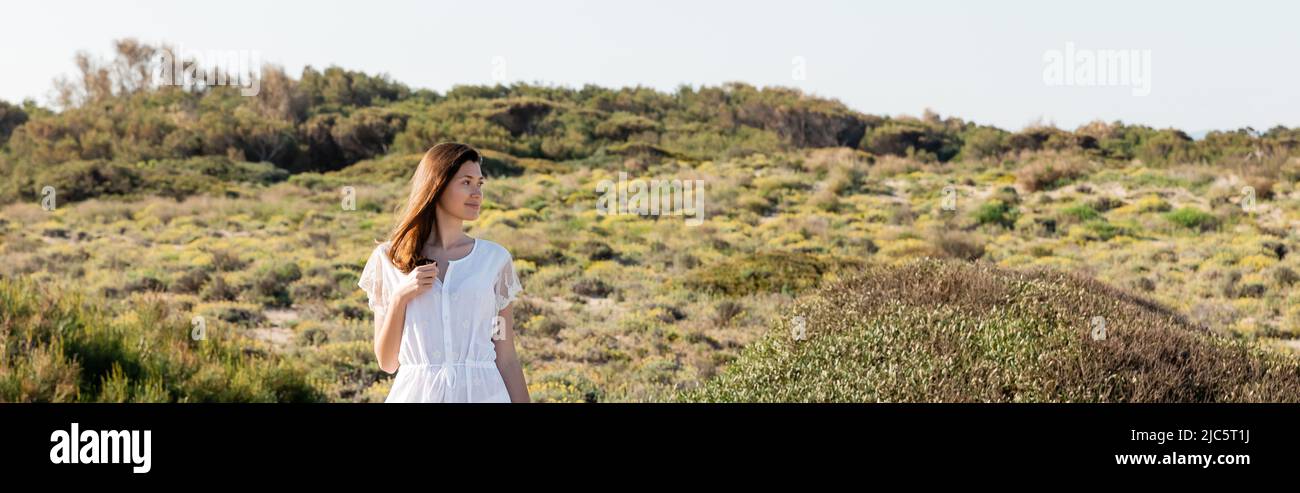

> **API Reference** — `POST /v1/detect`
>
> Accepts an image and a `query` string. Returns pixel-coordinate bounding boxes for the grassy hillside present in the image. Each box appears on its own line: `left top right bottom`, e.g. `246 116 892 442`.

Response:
6 145 1300 402
0 275 322 402
678 260 1300 402
2 39 1300 402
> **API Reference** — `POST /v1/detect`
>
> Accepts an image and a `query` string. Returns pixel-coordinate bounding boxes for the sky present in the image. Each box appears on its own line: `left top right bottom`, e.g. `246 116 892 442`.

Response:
2 0 1296 133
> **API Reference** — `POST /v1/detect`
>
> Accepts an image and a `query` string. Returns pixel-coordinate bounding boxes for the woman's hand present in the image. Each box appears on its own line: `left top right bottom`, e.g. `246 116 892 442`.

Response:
394 262 439 303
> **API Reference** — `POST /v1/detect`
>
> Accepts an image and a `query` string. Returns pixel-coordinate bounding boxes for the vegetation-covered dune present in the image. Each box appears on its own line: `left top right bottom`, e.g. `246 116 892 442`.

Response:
678 260 1300 402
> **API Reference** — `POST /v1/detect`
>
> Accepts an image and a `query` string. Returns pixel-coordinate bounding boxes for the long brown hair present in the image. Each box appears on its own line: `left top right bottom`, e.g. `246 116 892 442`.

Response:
386 142 481 273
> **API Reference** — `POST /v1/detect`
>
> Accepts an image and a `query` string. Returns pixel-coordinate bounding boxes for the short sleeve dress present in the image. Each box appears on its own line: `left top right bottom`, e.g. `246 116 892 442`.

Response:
357 237 523 403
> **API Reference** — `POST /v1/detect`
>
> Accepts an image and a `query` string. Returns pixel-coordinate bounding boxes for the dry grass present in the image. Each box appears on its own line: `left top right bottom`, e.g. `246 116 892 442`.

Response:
1015 154 1095 192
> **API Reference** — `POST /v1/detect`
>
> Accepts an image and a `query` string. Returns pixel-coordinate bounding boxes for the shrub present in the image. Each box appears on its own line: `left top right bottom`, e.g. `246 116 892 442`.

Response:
1015 156 1092 192
1088 196 1124 212
122 275 167 294
1164 207 1219 232
207 248 249 272
290 274 337 301
1134 195 1172 213
1060 202 1101 222
683 251 836 297
252 261 303 307
1083 220 1127 241
713 300 744 326
171 268 211 294
1243 175 1276 200
593 112 659 140
1006 125 1078 154
1272 266 1299 287
960 126 1008 160
206 303 265 326
201 275 240 301
35 160 142 202
860 120 961 162
0 100 28 146
973 200 1019 229
931 230 986 261
577 241 616 261
571 277 615 298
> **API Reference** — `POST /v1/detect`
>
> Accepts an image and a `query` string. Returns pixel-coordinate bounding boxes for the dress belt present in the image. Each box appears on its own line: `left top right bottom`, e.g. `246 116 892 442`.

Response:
399 361 497 392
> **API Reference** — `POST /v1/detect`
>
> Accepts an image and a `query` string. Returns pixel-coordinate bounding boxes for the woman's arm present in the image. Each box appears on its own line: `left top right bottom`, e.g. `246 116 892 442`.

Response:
493 307 531 403
374 263 438 374
373 292 410 374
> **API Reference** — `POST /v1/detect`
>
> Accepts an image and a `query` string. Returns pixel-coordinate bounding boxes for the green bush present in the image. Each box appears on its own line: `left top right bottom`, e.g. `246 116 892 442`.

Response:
683 251 847 297
35 159 142 202
11 156 286 205
252 261 303 308
0 99 28 146
1060 203 1101 222
960 126 1007 160
1083 220 1127 241
1164 207 1219 232
973 200 1019 229
860 119 962 162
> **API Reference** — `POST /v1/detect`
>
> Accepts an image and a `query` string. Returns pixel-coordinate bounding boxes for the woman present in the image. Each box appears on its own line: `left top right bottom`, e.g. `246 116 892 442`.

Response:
358 142 530 403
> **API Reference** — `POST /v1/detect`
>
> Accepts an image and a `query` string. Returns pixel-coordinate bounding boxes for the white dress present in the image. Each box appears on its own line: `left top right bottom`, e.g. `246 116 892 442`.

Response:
357 237 523 403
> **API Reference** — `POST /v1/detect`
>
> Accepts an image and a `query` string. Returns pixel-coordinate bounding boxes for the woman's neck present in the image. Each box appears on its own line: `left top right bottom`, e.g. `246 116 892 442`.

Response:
430 205 468 249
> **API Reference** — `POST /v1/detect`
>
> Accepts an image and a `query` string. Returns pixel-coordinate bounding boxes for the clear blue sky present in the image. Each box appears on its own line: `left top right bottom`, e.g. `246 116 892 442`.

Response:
2 0 1296 132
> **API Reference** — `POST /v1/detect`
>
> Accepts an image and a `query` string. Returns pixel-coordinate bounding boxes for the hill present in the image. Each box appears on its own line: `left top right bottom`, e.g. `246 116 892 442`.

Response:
2 39 1300 402
678 260 1300 402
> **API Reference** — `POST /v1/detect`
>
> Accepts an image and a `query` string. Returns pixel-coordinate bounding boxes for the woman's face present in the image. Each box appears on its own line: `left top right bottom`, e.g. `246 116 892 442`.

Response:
436 160 485 221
